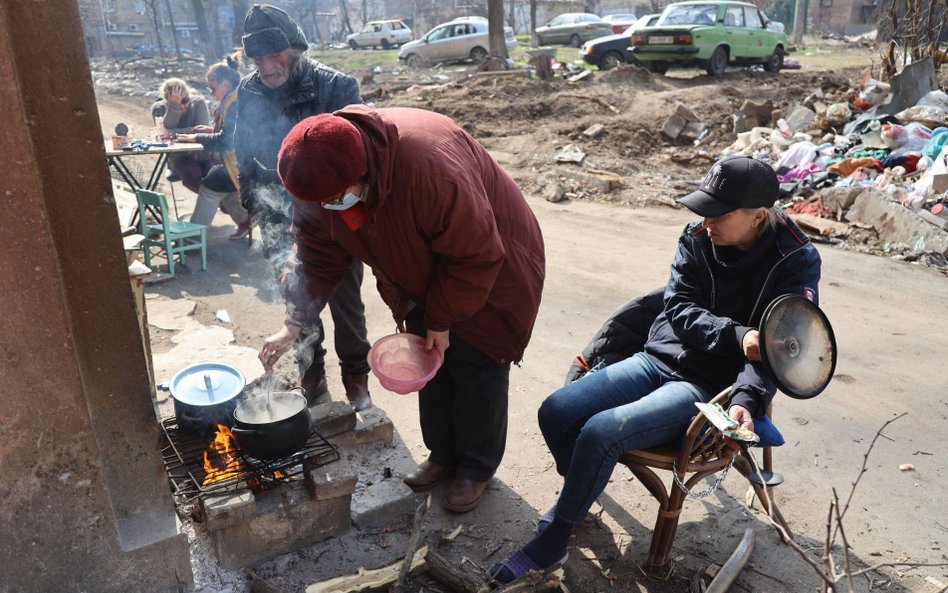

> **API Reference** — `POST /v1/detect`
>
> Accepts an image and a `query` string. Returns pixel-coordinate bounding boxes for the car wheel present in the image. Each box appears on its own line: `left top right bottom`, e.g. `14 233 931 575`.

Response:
764 47 783 72
348 39 358 50
381 38 391 50
406 54 424 68
600 51 624 70
569 34 582 48
470 46 488 64
648 62 668 75
706 46 728 76
537 35 545 46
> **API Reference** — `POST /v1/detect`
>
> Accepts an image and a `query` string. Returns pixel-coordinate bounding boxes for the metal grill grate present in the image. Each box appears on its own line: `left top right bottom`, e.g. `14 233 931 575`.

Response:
159 416 339 504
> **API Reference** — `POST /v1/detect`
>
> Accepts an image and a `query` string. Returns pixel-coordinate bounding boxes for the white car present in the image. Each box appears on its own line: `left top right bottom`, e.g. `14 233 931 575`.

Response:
398 18 517 67
346 20 413 49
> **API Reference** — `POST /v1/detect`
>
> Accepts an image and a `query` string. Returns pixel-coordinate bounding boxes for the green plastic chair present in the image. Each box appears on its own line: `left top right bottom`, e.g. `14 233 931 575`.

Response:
135 189 207 277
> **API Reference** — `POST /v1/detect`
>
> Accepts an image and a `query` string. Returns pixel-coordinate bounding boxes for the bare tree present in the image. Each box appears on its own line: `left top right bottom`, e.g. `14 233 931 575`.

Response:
190 0 223 63
530 0 537 46
487 0 508 59
338 0 354 35
231 0 249 47
879 0 948 78
143 0 166 56
162 0 183 60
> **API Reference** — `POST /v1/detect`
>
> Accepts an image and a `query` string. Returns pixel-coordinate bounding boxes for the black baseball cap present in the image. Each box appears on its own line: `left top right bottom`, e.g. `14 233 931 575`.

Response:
678 156 779 217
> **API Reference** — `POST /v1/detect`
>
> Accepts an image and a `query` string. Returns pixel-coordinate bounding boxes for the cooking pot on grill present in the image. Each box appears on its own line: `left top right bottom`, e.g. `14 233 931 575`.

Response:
169 362 245 435
231 391 311 460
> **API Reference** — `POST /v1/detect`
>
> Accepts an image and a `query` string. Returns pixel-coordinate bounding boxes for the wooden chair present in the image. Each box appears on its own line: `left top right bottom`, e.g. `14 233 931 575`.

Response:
135 189 207 277
618 389 792 578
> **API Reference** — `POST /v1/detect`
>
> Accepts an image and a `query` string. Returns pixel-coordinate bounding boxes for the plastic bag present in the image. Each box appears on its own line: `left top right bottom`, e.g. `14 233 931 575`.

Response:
881 123 907 148
853 78 891 110
921 127 948 158
915 90 948 110
825 102 852 126
896 105 946 128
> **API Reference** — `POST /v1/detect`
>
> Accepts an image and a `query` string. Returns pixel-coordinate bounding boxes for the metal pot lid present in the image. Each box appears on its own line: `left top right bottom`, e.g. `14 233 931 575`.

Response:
759 294 837 400
170 362 246 406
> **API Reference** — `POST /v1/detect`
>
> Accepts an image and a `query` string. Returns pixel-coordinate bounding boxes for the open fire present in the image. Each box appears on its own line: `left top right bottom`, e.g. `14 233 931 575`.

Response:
203 424 248 486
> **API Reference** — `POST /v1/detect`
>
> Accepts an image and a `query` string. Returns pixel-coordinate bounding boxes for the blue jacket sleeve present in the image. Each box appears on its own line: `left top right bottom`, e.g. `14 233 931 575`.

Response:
728 243 822 416
663 232 743 355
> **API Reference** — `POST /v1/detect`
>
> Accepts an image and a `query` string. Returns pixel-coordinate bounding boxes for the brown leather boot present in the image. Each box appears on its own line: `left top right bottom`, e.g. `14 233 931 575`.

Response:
301 376 331 407
445 477 491 513
403 459 456 492
342 373 372 411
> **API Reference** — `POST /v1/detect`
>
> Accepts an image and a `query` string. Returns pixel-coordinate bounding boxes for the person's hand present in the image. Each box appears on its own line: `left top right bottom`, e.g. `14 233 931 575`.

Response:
189 125 213 134
725 404 755 451
425 329 450 359
259 324 301 371
176 133 197 143
167 85 188 107
742 329 761 361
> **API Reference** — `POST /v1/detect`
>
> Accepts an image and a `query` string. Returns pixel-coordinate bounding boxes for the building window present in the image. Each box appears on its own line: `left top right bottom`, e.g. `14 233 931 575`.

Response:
820 0 832 6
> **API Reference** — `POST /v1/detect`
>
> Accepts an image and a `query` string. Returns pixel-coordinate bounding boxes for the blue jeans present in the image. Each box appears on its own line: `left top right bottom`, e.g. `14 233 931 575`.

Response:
538 352 712 525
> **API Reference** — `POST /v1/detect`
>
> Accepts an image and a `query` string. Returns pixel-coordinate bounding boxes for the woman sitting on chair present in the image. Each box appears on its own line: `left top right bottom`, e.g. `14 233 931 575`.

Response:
488 156 822 584
177 59 251 239
151 77 211 194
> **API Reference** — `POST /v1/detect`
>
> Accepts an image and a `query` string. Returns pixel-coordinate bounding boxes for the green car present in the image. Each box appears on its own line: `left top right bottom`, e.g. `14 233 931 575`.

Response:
630 1 787 76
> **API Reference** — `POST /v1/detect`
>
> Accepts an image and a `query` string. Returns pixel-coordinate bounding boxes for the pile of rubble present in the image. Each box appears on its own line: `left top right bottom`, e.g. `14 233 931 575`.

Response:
713 58 948 272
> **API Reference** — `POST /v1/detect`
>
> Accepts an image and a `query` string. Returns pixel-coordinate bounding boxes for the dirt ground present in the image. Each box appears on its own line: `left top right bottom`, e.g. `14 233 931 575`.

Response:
95 60 947 593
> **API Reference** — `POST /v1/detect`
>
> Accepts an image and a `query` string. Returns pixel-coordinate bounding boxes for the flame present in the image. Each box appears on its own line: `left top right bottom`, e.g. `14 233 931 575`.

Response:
202 424 248 486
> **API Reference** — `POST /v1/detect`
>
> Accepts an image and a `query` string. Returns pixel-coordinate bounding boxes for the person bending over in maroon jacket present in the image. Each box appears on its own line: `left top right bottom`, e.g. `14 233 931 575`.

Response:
262 105 546 513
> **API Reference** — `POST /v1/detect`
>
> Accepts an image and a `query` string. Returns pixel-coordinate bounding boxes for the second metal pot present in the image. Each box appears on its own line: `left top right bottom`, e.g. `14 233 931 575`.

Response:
231 391 311 460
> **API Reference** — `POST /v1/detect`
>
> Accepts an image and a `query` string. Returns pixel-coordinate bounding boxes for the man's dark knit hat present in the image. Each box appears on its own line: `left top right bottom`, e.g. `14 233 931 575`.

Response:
242 4 308 58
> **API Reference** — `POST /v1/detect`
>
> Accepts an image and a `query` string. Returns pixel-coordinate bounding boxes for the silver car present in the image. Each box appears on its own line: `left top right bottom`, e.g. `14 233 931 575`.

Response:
346 19 413 49
536 13 612 47
398 18 517 67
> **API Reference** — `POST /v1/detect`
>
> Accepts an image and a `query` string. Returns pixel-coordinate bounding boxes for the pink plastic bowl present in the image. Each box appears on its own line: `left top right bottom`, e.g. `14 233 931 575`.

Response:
368 333 443 394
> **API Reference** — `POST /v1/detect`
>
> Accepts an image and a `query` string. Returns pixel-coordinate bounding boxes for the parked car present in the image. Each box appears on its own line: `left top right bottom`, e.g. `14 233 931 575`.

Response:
535 13 612 47
602 13 639 34
346 19 413 49
629 1 787 76
397 18 516 68
581 14 660 70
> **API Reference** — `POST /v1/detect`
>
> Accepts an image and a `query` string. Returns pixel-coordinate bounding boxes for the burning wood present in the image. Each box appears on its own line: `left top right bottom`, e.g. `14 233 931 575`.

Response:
202 423 249 486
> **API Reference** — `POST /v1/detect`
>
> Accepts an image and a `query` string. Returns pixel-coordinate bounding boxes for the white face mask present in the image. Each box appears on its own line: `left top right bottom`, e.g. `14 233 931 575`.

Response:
321 191 362 211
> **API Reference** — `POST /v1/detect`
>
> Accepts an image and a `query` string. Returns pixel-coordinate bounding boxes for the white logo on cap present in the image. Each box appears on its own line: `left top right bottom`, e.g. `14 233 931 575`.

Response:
703 164 726 192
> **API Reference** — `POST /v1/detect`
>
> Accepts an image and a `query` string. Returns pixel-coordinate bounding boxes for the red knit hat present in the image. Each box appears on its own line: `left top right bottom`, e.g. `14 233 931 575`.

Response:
278 114 366 202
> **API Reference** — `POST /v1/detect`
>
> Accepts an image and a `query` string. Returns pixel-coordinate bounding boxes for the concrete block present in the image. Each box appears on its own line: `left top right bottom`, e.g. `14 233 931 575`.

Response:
786 106 816 133
818 187 863 212
846 189 948 256
310 400 357 438
305 458 358 500
203 490 256 532
679 121 708 143
210 482 351 569
662 113 687 139
582 123 605 138
674 102 699 122
351 478 419 530
331 407 395 446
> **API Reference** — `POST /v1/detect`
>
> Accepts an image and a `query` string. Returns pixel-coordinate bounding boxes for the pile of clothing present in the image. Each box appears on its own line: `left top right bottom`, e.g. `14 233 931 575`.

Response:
722 74 948 220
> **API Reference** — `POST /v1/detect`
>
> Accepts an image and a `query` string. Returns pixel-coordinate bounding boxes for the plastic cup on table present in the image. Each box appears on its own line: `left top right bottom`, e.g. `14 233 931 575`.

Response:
367 333 443 394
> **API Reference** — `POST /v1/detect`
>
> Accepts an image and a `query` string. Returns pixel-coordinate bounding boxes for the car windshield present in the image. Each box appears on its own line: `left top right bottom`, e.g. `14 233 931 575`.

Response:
658 4 719 25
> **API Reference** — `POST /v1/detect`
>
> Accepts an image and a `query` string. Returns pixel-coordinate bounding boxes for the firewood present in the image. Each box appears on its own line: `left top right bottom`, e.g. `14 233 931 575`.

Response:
425 548 490 593
304 546 428 593
394 495 431 592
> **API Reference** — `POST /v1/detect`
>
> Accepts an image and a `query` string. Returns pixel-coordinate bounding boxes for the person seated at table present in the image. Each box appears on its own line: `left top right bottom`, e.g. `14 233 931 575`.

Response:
486 156 822 584
151 77 211 194
177 59 251 239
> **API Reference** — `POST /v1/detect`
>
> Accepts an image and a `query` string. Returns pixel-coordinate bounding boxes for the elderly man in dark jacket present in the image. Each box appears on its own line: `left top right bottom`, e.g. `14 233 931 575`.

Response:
266 105 546 513
234 4 372 410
